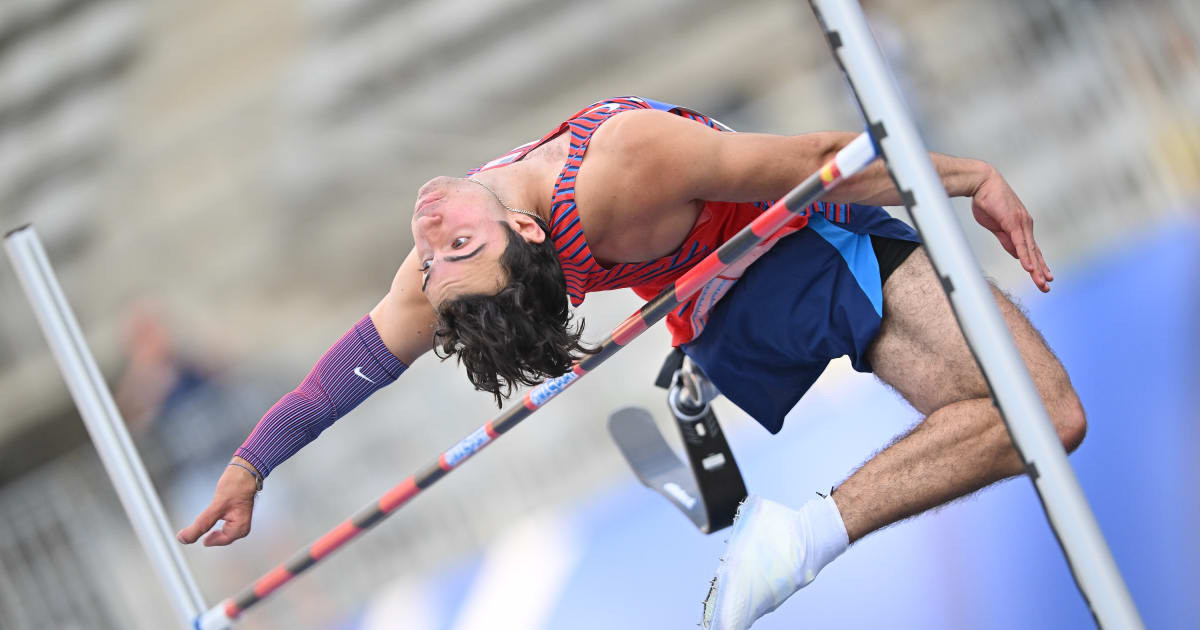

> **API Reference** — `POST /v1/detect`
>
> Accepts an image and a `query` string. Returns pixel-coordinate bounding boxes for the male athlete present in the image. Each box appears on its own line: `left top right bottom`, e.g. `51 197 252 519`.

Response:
177 97 1083 629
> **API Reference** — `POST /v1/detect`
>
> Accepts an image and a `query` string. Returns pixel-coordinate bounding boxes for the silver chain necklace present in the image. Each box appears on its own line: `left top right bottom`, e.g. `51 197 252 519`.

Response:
467 178 542 221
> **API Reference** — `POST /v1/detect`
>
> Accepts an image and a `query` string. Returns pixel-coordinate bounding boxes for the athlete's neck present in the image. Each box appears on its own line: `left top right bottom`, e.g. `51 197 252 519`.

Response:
470 156 557 225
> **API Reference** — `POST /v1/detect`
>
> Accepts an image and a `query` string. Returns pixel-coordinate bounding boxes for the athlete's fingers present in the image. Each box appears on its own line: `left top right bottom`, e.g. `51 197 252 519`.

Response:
1031 247 1051 292
1024 219 1052 282
203 519 250 547
1012 214 1032 273
1019 227 1053 291
1017 231 1049 291
1010 223 1034 273
995 231 1018 260
202 529 234 547
1022 224 1041 278
1036 245 1053 283
177 505 221 544
1025 219 1042 276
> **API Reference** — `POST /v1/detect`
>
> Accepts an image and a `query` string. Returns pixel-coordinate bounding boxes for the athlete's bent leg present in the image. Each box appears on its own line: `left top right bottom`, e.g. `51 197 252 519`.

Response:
834 246 1086 542
703 245 1084 630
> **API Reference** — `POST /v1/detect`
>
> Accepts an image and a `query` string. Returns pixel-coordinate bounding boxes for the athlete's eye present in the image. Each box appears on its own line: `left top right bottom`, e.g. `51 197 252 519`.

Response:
451 237 468 250
420 259 431 272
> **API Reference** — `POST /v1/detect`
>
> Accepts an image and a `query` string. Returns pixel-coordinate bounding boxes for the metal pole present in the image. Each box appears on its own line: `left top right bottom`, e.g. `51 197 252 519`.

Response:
806 2 1144 628
192 133 880 630
4 225 210 629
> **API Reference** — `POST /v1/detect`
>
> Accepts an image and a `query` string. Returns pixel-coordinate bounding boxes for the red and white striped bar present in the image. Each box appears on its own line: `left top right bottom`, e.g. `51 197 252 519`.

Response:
194 131 876 630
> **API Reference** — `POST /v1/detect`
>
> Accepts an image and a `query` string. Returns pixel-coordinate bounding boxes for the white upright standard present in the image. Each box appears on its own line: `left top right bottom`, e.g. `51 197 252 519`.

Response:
4 225 211 629
806 1 1144 628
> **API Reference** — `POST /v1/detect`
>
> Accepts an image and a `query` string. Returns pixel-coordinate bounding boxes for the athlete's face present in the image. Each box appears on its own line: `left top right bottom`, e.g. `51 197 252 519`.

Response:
411 177 512 306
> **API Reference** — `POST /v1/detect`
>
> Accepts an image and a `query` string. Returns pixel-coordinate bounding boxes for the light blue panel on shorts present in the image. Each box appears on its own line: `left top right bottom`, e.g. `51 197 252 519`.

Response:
808 213 883 317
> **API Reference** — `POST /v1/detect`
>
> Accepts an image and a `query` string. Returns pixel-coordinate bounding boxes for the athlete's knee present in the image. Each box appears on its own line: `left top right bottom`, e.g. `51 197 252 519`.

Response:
1008 303 1085 452
1043 376 1086 453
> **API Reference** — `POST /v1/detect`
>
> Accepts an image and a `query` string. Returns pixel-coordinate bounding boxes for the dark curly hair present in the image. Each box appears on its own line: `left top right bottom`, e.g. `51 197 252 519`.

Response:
434 218 597 406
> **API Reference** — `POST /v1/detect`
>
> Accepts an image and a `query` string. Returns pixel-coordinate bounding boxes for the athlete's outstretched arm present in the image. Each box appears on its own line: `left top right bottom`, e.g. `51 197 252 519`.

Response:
177 249 436 547
801 132 1053 293
605 109 1051 292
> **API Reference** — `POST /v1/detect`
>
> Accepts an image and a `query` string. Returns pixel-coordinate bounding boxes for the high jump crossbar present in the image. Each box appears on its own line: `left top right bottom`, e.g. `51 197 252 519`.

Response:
187 134 879 629
808 1 1144 628
3 225 208 629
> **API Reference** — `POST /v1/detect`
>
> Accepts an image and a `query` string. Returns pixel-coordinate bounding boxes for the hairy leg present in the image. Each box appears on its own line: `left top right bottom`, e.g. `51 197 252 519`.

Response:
832 247 1086 543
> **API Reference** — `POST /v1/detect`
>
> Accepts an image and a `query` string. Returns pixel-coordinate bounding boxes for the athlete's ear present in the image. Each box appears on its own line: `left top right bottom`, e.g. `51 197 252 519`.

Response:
510 214 546 244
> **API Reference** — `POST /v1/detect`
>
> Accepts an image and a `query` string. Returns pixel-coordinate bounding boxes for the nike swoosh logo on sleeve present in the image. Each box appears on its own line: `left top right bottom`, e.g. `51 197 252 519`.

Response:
353 366 376 384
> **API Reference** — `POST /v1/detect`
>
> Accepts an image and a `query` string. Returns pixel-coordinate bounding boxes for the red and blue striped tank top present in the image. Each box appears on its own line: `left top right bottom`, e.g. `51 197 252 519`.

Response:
469 96 855 345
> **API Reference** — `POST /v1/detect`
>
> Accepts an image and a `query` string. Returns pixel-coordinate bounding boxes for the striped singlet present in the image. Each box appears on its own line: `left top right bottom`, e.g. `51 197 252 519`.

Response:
469 96 857 345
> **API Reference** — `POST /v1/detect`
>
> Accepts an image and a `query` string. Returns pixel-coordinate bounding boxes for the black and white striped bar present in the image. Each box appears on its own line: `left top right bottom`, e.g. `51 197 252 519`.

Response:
807 2 1144 628
4 225 211 629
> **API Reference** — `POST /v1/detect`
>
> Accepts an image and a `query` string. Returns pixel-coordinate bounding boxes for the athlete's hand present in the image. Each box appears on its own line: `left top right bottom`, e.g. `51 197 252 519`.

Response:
970 168 1053 292
177 458 258 546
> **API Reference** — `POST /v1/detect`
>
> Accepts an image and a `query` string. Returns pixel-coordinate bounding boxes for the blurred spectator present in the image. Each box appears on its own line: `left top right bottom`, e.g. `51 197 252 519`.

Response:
114 302 240 487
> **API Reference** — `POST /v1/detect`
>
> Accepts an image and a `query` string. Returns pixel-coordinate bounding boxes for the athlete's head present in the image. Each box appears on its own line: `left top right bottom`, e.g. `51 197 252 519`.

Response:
411 176 594 405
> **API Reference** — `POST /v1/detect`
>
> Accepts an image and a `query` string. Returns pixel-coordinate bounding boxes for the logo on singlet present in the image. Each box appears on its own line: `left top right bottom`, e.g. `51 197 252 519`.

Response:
582 102 622 116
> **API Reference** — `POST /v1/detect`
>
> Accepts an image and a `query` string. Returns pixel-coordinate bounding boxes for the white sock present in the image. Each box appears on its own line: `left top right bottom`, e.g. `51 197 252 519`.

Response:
796 494 850 584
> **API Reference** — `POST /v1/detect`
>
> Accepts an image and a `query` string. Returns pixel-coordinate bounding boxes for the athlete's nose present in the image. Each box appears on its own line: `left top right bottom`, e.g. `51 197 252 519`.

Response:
423 212 444 228
412 212 442 237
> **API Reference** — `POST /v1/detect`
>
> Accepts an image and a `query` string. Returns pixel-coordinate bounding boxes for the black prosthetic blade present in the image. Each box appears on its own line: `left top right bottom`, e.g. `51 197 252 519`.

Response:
674 406 748 533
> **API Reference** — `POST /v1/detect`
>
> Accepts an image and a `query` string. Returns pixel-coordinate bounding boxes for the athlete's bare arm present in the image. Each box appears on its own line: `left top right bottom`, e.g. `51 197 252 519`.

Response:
591 109 1051 292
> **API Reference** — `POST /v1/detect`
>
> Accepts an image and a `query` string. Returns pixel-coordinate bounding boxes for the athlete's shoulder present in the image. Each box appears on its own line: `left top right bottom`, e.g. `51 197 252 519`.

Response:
565 96 654 120
594 96 734 132
590 107 712 161
588 96 731 150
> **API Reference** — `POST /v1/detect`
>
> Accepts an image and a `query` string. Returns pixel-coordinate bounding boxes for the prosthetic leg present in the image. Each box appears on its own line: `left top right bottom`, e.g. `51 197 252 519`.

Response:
608 349 748 533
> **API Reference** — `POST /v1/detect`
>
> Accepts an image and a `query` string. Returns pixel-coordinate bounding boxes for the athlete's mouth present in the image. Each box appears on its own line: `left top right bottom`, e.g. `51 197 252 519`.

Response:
412 192 445 219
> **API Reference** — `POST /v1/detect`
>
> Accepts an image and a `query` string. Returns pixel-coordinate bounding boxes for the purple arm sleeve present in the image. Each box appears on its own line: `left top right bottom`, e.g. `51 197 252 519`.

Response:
235 314 407 478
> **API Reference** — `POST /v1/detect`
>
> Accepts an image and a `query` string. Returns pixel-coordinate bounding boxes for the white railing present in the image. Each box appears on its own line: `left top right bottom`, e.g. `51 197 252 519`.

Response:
4 226 208 629
809 0 1144 627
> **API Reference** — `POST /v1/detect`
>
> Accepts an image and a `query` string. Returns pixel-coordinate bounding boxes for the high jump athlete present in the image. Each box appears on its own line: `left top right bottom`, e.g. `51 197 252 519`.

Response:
178 97 1083 629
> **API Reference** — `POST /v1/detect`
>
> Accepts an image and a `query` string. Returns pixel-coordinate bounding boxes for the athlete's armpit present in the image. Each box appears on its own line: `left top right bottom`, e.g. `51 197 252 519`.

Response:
369 247 438 365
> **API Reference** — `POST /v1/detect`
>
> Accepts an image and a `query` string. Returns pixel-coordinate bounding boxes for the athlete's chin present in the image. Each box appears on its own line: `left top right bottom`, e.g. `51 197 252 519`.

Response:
416 176 453 198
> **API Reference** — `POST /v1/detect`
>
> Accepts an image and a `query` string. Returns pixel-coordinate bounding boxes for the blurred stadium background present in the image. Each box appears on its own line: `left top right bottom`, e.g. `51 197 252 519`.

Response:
1 0 1197 628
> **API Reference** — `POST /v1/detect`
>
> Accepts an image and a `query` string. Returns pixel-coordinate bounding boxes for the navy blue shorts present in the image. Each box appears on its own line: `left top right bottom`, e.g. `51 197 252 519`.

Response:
681 204 920 433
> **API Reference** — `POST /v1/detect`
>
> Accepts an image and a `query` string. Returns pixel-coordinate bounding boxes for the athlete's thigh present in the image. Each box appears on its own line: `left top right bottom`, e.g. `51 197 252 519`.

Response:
866 246 1068 416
